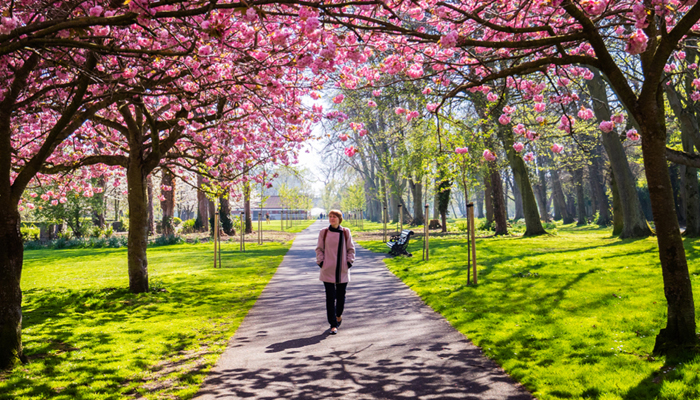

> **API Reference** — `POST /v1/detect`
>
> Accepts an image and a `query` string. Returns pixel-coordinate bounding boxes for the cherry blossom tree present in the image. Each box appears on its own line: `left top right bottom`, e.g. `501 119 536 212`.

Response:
315 0 700 353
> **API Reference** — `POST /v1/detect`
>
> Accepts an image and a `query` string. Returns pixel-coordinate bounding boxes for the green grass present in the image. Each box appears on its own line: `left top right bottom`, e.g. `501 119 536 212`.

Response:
253 219 315 233
360 225 700 400
1 241 290 400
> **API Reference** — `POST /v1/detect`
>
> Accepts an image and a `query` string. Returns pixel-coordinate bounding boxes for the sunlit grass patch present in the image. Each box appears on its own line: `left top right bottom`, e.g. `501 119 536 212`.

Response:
1 241 290 400
360 227 700 400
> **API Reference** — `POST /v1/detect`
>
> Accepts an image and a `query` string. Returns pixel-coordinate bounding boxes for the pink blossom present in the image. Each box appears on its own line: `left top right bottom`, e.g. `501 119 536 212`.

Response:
367 100 377 107
339 134 349 142
408 7 424 20
690 63 698 70
41 194 50 201
426 103 439 112
198 45 212 56
440 31 459 48
18 206 25 212
422 87 433 95
611 113 625 124
523 152 535 162
692 91 700 101
513 142 525 152
359 129 368 136
122 68 137 79
551 144 564 153
310 92 321 100
626 29 648 55
534 103 546 113
599 120 615 133
513 124 526 135
483 149 496 161
406 111 420 122
27 203 35 210
498 114 511 125
487 92 499 102
582 0 607 16
51 200 58 206
558 116 575 133
344 146 357 157
503 105 515 114
89 6 104 17
536 116 545 124
525 130 540 141
30 192 38 198
395 107 406 115
578 107 594 120
455 147 469 154
406 64 424 79
372 90 382 97
332 94 345 104
626 129 640 141
60 197 67 204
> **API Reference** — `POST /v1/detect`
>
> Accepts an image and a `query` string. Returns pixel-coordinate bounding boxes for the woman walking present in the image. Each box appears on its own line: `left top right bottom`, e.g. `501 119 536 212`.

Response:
316 210 355 334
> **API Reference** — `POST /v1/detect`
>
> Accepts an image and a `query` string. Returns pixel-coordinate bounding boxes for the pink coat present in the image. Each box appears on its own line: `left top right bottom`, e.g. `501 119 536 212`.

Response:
316 226 356 283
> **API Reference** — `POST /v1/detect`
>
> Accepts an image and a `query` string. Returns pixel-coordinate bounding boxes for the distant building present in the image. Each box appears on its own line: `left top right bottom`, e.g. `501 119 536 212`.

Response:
232 195 308 220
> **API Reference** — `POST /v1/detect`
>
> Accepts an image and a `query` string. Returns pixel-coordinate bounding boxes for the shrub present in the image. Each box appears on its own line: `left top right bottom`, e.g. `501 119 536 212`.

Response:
477 220 495 231
24 241 45 250
173 217 182 226
20 225 40 242
104 226 114 238
153 234 183 246
181 219 196 234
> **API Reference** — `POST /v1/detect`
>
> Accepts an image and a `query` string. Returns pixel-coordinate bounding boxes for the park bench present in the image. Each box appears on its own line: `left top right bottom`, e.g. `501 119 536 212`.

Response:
386 229 414 257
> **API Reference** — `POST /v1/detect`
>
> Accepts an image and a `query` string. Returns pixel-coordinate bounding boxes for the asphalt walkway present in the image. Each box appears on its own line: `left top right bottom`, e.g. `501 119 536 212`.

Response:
195 220 533 400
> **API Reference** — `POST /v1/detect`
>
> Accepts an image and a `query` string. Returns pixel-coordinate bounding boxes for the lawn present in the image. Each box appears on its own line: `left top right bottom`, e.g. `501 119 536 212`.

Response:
253 218 316 233
359 224 700 400
0 241 291 400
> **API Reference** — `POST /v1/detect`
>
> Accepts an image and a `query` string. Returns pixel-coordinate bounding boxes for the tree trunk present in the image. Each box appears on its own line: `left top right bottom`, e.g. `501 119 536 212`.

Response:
0 207 25 370
484 173 494 224
490 163 508 235
512 170 524 220
551 168 572 224
588 69 651 238
92 177 106 229
208 199 216 235
410 179 424 226
160 171 176 237
476 190 485 218
588 142 611 225
639 119 697 352
535 158 550 222
244 181 252 234
573 167 587 226
147 175 155 235
221 197 234 235
126 153 149 293
196 174 208 232
610 168 624 236
497 127 546 235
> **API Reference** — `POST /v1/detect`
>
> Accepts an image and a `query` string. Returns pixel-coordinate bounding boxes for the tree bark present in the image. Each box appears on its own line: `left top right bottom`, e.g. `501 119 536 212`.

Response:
0 207 25 370
588 69 651 238
221 197 234 235
489 162 508 235
410 178 424 226
147 175 155 235
588 141 611 225
573 167 587 226
535 157 550 223
512 170 524 220
196 174 208 232
126 152 149 293
551 167 573 224
160 171 176 237
496 127 546 235
610 168 624 236
639 119 698 352
244 181 253 234
484 173 494 225
476 190 485 218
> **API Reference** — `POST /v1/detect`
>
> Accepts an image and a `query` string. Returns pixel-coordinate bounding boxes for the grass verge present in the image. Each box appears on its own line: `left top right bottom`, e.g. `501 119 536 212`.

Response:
359 224 700 400
1 241 290 400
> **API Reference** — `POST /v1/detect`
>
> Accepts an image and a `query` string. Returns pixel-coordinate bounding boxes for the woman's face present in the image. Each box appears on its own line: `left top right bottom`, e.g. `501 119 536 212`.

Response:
329 214 340 226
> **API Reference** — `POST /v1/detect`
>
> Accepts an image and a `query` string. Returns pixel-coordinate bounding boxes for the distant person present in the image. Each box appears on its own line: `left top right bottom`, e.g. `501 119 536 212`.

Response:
315 210 355 334
265 212 270 224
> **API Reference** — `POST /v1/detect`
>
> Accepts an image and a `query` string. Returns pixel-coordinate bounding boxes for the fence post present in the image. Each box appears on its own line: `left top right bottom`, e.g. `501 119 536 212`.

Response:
214 209 220 268
467 202 476 284
424 204 429 261
240 211 245 252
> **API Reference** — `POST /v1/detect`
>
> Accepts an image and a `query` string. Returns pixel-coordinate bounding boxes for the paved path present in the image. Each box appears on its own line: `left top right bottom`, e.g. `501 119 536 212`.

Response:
195 221 533 400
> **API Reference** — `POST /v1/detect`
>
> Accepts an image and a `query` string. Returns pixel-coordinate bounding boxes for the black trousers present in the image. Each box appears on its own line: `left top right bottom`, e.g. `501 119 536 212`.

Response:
323 282 347 328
